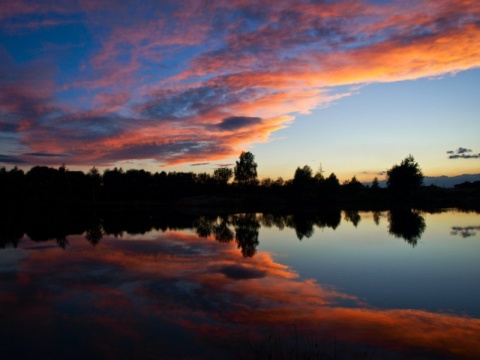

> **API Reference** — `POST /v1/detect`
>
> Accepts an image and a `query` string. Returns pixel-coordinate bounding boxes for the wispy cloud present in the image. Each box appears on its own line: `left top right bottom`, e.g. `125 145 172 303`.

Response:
190 162 210 167
23 152 69 158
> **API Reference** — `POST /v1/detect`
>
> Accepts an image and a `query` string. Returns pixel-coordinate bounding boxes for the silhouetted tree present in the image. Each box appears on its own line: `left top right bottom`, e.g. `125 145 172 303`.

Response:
196 172 212 187
320 173 340 202
213 167 233 185
25 166 60 202
273 177 284 187
260 177 273 188
234 151 258 185
387 155 423 197
342 176 364 197
102 167 127 200
292 165 316 202
293 165 313 185
369 177 382 201
87 167 101 203
1 166 25 203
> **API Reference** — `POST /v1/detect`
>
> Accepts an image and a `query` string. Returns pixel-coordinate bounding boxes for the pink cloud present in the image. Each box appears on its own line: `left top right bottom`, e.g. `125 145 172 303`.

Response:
1 0 480 167
2 228 479 358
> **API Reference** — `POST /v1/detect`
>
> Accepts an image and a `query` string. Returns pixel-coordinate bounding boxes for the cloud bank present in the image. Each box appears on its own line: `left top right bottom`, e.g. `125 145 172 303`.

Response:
1 0 480 167
447 147 480 159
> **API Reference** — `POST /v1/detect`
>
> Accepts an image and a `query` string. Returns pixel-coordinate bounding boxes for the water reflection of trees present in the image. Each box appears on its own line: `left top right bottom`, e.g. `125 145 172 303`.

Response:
213 217 235 243
195 214 260 257
0 222 23 249
344 210 361 227
388 209 426 246
261 211 341 240
0 207 432 253
233 214 260 257
192 211 342 251
85 219 103 246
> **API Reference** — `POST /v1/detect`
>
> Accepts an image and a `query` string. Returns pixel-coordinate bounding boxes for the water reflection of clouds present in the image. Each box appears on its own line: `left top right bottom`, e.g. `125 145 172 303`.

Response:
451 226 480 238
2 230 480 359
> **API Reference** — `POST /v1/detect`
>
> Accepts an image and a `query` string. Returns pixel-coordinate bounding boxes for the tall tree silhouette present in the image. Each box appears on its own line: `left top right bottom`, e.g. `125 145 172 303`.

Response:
87 167 101 203
342 176 364 197
318 173 340 203
234 151 258 185
387 155 423 197
293 166 313 189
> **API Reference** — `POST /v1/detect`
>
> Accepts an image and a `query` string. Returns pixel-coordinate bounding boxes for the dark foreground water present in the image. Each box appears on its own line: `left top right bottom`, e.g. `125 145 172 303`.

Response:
1 209 479 359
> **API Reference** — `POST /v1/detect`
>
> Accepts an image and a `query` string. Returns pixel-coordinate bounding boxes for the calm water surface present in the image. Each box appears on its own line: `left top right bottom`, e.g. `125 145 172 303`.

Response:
1 209 479 359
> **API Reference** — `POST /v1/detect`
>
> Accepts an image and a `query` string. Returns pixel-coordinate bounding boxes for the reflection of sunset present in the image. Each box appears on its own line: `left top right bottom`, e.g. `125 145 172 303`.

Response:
2 228 478 359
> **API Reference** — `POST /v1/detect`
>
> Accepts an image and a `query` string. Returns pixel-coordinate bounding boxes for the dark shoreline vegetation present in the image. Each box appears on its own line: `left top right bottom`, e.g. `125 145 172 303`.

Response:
1 206 478 254
1 153 479 211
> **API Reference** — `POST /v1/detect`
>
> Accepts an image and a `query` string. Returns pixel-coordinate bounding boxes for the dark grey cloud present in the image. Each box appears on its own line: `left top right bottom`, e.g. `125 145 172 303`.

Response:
217 264 266 280
141 85 230 120
449 154 480 159
0 85 59 138
215 116 262 131
360 171 387 176
140 83 259 121
191 162 210 166
447 147 479 159
192 3 349 73
24 152 69 157
0 120 19 133
96 140 230 165
0 154 26 164
0 52 58 126
43 113 126 142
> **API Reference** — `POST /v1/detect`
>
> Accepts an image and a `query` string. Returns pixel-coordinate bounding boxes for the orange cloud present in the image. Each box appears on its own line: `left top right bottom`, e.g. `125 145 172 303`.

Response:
2 228 478 358
1 0 480 167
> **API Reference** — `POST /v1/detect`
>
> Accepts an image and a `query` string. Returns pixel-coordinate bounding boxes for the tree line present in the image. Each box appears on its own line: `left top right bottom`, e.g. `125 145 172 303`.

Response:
0 152 478 208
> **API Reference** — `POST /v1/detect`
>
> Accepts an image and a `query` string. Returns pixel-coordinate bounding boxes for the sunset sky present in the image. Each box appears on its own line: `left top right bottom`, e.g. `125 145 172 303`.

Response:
1 0 479 182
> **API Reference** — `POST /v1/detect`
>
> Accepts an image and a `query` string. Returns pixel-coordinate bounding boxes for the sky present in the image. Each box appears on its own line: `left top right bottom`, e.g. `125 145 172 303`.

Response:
0 0 479 182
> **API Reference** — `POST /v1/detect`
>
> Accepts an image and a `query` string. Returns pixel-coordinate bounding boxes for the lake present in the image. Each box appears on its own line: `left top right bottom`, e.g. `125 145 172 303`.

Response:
1 208 479 359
